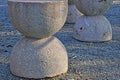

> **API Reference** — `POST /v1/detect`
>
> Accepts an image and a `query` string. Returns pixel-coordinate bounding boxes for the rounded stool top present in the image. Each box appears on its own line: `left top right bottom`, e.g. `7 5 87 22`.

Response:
8 0 65 3
75 0 113 16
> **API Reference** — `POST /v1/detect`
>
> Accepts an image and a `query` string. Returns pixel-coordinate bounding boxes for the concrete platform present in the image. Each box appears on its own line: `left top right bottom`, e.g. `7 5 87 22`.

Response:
0 0 120 80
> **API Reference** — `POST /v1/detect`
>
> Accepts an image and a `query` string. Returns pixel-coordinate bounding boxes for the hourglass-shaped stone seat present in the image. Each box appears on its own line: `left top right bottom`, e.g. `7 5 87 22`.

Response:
73 0 113 42
8 0 68 79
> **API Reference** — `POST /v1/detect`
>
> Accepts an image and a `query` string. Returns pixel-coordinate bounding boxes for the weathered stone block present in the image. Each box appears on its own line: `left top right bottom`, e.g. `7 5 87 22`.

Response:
66 0 82 23
75 0 113 16
66 5 83 24
73 15 112 42
10 36 68 78
8 0 68 38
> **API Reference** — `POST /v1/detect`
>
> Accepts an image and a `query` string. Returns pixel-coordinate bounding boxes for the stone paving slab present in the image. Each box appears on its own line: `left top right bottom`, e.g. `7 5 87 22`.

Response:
0 1 120 80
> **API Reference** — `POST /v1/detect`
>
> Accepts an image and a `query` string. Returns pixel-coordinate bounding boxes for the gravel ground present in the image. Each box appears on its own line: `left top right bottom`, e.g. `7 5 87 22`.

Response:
0 1 120 80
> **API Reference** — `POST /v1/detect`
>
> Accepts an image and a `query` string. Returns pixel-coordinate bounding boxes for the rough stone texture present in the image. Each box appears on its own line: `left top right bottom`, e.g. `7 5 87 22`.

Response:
10 36 68 78
66 0 82 24
8 0 68 79
8 0 68 38
75 0 113 16
73 15 112 42
0 0 120 80
66 5 83 24
73 0 113 42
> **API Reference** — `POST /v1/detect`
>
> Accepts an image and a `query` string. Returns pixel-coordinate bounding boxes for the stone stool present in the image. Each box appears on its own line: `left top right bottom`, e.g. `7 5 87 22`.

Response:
73 0 113 42
8 0 68 79
66 0 82 24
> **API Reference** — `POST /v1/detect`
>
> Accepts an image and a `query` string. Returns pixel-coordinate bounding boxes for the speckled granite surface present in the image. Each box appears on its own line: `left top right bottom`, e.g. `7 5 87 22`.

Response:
0 0 120 80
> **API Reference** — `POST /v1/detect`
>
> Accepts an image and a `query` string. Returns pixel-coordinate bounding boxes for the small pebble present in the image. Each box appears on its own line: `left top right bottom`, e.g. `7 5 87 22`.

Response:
6 45 13 47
